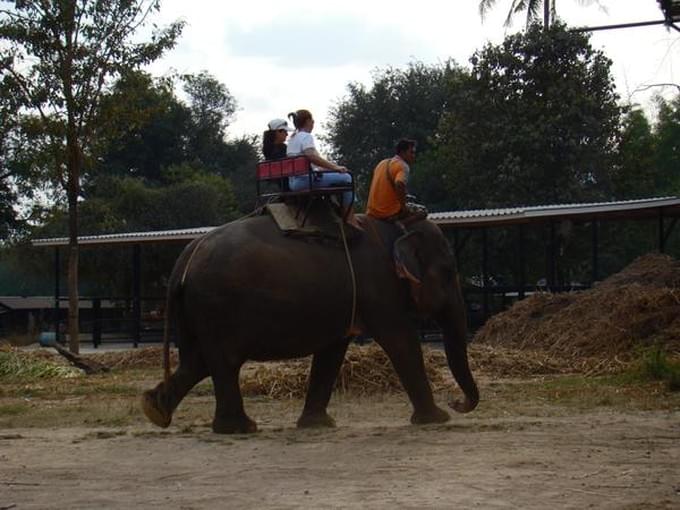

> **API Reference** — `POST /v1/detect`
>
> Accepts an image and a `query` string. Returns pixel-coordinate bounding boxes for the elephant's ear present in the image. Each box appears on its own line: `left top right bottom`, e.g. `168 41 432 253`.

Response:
393 231 423 285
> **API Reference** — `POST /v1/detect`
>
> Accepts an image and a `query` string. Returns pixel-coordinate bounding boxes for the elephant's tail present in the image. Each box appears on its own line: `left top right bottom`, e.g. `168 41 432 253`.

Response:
162 285 172 387
163 263 186 387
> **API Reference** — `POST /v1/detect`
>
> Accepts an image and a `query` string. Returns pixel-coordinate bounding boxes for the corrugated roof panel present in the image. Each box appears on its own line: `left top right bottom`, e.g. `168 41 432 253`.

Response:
32 226 217 247
30 197 680 246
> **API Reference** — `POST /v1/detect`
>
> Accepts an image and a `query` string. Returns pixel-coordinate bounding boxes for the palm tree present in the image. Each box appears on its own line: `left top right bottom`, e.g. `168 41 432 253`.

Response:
479 0 604 29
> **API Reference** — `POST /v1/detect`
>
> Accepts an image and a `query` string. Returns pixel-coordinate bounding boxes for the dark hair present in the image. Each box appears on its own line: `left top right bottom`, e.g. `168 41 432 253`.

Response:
395 138 416 155
262 130 277 159
288 109 312 130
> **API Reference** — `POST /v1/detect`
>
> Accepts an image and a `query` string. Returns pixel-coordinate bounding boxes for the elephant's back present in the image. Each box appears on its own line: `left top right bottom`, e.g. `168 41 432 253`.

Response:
176 214 353 304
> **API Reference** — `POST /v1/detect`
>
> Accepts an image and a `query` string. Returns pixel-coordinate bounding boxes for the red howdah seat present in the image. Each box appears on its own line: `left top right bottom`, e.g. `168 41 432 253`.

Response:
256 156 355 205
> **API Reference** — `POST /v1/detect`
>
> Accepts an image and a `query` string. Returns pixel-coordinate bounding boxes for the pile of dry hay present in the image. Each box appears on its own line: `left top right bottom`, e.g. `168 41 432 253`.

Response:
13 343 447 398
89 347 178 369
239 343 447 399
475 253 680 373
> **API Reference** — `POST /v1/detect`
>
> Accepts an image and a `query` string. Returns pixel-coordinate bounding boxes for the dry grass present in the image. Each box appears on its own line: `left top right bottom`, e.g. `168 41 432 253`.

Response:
475 253 680 373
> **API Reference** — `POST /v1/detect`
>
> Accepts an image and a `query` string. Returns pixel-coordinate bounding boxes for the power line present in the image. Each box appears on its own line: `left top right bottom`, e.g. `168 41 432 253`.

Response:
570 19 673 33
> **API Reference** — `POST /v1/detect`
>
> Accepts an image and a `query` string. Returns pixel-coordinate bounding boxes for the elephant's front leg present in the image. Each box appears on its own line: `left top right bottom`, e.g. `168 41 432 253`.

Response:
297 338 350 428
376 330 450 425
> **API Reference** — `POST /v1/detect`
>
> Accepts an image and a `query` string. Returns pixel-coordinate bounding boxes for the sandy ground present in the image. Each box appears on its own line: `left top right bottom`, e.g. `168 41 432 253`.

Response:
1 393 679 510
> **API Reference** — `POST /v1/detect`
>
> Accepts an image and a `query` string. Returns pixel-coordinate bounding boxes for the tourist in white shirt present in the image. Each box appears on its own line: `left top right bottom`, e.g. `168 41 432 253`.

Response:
286 109 354 211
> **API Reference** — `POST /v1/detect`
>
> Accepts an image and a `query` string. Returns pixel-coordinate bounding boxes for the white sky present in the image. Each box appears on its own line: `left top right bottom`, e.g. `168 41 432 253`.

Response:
147 1 680 138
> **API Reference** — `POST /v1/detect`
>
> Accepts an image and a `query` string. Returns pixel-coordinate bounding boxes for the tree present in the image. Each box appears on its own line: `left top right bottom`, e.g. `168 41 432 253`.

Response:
90 69 258 212
181 71 237 172
478 0 604 28
433 22 621 209
0 1 184 353
653 94 680 195
324 61 466 204
93 70 191 183
611 108 658 199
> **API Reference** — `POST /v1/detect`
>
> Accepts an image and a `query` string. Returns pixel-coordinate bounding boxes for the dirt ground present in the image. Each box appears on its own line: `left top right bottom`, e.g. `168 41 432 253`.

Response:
2 387 679 510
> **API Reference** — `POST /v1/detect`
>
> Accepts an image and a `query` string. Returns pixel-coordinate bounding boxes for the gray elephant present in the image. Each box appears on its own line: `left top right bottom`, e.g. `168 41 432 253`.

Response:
142 213 479 433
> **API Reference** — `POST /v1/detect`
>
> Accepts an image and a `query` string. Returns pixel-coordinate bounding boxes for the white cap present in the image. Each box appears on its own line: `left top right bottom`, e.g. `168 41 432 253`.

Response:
268 118 293 131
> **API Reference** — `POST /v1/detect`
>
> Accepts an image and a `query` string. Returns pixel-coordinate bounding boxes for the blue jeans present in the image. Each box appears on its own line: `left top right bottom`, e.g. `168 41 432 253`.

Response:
289 171 354 208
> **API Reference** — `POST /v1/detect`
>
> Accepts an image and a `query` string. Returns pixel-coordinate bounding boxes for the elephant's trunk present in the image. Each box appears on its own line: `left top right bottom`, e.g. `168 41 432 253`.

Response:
437 303 479 414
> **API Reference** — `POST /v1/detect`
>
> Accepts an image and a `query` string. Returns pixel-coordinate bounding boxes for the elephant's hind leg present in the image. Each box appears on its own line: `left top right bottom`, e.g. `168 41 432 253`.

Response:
210 362 257 434
297 338 350 429
142 356 208 428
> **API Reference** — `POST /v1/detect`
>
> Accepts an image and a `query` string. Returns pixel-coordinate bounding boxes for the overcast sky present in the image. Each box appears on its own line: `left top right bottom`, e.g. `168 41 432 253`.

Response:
148 1 679 138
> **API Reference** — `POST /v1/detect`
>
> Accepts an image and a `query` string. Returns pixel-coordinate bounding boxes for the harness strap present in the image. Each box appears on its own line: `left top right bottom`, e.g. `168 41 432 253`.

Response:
338 218 357 337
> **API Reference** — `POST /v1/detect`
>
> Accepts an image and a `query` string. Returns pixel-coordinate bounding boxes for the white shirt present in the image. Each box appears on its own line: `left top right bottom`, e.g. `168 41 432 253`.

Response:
286 131 316 156
287 130 329 171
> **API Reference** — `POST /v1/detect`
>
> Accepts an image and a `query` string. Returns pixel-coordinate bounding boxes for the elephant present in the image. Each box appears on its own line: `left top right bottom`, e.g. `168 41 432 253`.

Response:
142 212 479 433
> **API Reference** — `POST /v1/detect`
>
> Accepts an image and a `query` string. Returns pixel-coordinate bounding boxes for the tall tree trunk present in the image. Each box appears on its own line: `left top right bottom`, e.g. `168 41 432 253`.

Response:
544 0 551 28
67 137 80 354
62 0 80 354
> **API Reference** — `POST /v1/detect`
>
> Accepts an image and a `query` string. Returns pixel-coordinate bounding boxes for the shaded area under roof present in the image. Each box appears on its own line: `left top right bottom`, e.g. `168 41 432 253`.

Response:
31 197 680 247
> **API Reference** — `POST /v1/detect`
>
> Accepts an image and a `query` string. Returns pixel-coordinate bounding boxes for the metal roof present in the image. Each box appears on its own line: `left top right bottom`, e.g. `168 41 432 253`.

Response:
31 197 680 247
429 196 680 228
32 226 216 247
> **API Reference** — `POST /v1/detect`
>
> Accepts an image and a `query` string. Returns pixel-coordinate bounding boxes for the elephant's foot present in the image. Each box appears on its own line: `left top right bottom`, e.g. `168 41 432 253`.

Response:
410 405 450 425
296 410 336 429
141 387 172 428
212 415 258 434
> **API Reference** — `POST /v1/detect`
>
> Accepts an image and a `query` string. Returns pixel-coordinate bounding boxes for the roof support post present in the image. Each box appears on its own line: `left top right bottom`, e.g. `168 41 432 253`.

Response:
54 247 61 344
591 220 599 284
518 224 526 299
547 221 557 289
454 229 472 255
659 208 666 253
92 298 102 348
132 244 141 348
482 228 489 321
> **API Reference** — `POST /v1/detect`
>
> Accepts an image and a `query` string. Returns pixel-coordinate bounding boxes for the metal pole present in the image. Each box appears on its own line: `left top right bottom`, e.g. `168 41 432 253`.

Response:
132 244 141 348
571 19 668 33
518 224 526 299
54 247 60 344
591 220 599 284
92 298 102 348
659 209 666 253
482 228 489 321
547 221 556 289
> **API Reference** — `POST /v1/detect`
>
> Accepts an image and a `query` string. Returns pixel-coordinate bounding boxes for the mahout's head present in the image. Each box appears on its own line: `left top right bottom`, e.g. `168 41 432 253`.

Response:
395 138 417 165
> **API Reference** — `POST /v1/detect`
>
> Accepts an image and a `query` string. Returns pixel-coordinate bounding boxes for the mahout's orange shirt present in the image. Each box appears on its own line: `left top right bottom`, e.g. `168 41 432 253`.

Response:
366 157 410 218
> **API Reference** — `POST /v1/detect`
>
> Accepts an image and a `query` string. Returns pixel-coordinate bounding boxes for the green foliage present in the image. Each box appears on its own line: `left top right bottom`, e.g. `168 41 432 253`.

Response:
638 346 680 392
181 70 237 165
324 61 466 204
434 23 620 210
51 166 240 234
93 71 191 183
90 69 258 213
612 108 659 199
654 94 680 195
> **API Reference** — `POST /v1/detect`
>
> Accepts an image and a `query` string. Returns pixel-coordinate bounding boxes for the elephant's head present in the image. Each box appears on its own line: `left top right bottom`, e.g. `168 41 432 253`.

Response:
393 220 479 413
